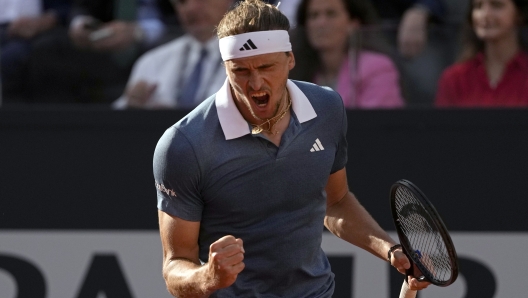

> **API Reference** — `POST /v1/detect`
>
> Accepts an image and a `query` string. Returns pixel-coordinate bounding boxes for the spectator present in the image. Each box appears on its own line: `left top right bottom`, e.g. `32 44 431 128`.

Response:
370 0 455 107
435 0 528 107
113 0 234 109
0 0 72 103
370 0 447 58
289 0 404 109
27 0 176 104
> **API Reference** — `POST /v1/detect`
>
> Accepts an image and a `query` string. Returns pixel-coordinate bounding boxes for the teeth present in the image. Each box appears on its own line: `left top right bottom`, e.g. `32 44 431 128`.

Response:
252 92 267 98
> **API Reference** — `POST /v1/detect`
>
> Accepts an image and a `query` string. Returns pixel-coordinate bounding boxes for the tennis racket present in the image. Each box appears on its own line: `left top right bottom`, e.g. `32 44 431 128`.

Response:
390 179 459 298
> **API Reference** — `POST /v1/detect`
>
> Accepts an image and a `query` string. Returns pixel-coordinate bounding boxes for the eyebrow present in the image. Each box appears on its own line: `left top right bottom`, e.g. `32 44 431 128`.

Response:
230 63 275 70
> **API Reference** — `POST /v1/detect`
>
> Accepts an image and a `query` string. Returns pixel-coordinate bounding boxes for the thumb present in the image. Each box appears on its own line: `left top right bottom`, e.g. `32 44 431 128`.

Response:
392 250 411 273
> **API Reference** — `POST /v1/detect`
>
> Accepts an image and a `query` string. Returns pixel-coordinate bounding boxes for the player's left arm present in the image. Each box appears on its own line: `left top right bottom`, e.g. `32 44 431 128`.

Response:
324 167 408 272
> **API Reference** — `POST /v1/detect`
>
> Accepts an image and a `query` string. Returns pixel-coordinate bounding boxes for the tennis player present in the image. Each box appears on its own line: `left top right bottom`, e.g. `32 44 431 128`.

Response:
154 0 429 296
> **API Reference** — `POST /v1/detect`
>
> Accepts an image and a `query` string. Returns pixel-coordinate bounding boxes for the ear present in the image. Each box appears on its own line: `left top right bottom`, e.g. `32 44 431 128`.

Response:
288 52 296 71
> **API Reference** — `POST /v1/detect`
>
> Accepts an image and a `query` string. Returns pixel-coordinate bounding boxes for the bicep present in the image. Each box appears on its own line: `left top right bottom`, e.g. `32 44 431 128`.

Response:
158 210 201 265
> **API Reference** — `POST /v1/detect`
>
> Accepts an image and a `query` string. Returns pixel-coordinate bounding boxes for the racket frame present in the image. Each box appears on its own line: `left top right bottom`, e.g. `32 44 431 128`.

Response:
390 179 459 287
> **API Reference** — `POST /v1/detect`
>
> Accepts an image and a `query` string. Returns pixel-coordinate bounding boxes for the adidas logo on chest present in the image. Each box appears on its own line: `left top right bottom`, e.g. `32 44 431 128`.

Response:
310 138 325 152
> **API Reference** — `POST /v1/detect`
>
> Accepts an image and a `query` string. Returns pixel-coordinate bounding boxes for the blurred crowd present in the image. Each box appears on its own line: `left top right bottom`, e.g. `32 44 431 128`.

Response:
1 0 528 109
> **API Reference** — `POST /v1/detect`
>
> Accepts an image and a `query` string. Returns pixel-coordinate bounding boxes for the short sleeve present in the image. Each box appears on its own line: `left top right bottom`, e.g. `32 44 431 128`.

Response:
153 127 203 221
330 92 348 174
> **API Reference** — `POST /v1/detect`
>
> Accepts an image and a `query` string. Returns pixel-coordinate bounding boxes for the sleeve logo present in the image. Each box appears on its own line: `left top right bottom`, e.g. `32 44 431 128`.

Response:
155 182 177 197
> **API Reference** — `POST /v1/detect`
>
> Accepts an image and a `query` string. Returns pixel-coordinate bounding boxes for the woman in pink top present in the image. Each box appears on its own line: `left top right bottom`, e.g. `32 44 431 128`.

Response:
289 0 405 109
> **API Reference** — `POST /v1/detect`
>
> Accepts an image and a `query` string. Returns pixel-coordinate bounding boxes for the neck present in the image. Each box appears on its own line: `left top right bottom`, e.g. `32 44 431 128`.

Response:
192 31 214 44
484 32 520 87
485 32 520 64
318 48 346 80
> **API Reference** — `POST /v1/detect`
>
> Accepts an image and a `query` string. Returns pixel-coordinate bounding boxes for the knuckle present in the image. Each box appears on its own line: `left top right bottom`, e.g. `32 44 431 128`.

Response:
210 252 221 262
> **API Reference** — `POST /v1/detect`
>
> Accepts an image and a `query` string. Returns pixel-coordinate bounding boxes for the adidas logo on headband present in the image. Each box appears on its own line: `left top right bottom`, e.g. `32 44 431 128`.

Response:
239 39 258 51
219 30 291 61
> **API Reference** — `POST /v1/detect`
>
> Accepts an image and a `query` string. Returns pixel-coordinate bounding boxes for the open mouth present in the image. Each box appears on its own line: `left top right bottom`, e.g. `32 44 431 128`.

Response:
251 92 270 107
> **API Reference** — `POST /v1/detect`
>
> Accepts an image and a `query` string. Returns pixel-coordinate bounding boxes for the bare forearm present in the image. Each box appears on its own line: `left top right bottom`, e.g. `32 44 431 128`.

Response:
163 259 216 298
324 192 398 260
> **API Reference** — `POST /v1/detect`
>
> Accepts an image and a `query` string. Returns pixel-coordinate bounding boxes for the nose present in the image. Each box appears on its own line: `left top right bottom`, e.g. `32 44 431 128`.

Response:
248 70 263 91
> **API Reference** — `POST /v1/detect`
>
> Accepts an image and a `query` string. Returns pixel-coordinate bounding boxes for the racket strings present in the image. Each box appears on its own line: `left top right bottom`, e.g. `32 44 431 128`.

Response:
394 187 453 283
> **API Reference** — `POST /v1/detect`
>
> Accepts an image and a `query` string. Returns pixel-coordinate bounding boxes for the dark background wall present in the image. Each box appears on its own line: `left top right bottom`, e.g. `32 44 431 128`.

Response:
1 108 527 231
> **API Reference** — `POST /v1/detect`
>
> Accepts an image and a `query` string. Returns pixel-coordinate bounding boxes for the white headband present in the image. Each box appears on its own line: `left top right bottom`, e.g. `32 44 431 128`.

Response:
219 30 292 61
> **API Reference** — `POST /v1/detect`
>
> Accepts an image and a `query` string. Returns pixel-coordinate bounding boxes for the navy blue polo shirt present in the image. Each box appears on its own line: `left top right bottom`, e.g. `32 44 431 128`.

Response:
154 78 348 297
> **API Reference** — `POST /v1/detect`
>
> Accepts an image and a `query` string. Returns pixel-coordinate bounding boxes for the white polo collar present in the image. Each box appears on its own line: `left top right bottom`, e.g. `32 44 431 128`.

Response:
215 79 317 140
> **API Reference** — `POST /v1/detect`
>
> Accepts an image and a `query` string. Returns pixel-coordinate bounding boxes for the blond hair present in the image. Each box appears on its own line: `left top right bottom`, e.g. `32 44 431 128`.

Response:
216 0 290 39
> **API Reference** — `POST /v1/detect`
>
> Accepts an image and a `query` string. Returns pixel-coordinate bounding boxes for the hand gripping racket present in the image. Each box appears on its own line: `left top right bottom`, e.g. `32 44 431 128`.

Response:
390 179 459 298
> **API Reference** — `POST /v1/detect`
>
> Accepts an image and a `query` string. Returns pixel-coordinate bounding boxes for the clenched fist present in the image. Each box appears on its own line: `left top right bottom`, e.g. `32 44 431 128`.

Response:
206 235 245 290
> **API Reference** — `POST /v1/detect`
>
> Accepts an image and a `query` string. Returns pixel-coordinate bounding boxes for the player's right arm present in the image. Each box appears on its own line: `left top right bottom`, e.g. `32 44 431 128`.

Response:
158 210 245 298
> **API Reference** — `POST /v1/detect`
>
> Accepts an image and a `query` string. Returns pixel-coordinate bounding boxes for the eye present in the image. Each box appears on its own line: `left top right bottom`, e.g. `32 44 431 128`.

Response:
232 68 249 75
490 0 505 9
258 64 273 70
326 9 338 18
307 11 319 20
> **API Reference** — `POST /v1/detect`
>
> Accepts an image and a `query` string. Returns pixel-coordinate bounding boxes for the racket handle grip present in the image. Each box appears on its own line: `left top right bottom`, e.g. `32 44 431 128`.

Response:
399 280 417 298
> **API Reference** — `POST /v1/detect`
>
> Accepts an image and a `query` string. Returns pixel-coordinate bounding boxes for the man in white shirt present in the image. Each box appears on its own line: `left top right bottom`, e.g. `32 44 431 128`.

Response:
113 0 235 109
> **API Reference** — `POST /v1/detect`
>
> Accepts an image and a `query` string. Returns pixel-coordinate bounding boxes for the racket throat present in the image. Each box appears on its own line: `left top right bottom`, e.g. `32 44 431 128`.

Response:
405 262 426 283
